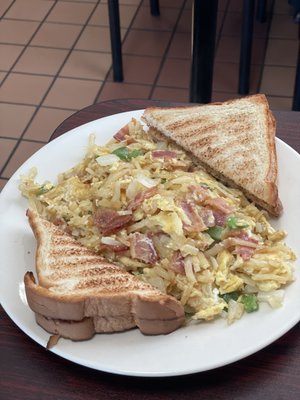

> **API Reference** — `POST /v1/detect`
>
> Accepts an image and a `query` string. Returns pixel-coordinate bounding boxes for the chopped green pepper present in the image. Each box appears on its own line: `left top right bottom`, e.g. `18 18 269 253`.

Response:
36 184 54 196
227 216 249 229
112 147 142 161
161 178 167 184
220 291 240 303
240 294 259 313
207 226 224 241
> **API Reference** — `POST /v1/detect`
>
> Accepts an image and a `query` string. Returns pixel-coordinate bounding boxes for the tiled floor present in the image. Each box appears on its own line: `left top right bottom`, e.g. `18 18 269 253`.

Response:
0 0 299 191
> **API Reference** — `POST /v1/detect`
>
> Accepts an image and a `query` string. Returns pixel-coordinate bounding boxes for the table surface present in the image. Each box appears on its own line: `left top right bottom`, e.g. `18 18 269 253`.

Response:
1 99 300 400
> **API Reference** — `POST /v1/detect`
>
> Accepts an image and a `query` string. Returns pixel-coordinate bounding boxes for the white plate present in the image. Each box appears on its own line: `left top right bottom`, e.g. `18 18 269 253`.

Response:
0 110 300 377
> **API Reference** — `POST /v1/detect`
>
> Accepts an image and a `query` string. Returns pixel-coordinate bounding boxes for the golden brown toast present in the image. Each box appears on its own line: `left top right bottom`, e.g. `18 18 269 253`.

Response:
142 94 282 216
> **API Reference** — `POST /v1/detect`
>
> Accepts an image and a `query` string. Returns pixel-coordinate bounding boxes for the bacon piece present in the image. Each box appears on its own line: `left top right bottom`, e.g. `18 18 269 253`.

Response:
113 124 129 142
169 251 185 275
179 200 207 232
189 185 211 203
234 246 256 261
204 197 233 215
130 232 158 265
152 150 177 158
127 187 158 211
93 208 132 235
100 243 129 253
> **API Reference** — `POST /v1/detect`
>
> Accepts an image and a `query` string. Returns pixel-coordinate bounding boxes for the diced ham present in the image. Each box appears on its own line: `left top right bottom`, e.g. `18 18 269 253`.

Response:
169 251 185 275
234 246 256 261
130 232 158 265
212 210 228 226
113 125 129 142
188 185 211 202
127 187 158 210
100 243 129 253
179 200 207 232
93 208 132 235
200 208 215 227
204 197 233 215
151 150 177 158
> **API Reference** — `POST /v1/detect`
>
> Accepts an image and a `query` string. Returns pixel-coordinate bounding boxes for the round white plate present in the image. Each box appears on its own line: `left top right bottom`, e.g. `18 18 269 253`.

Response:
0 110 300 377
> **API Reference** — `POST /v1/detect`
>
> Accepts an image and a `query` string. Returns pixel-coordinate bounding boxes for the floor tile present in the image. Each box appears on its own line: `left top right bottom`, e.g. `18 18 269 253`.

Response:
107 55 161 84
30 22 82 49
122 30 172 56
0 44 24 70
2 140 45 179
60 50 112 80
269 14 299 39
264 39 298 67
0 103 36 139
97 81 151 101
176 8 192 33
43 77 102 109
132 6 180 31
157 58 190 88
46 1 95 24
0 19 39 44
75 26 117 52
151 86 189 102
260 65 296 96
4 0 55 21
0 137 17 172
215 36 266 64
212 92 243 102
13 47 68 75
228 0 243 12
0 73 53 105
212 62 261 93
0 71 7 84
167 32 191 59
89 3 137 28
273 0 295 15
0 0 14 17
266 95 293 111
23 107 75 142
222 12 270 38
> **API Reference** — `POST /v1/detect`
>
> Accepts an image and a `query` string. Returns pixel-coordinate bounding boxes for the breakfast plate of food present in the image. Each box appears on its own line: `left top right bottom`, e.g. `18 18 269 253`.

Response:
0 94 299 377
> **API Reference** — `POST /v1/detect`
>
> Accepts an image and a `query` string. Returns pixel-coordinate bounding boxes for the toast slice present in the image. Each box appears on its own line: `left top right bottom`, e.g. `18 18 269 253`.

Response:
24 209 185 340
142 94 282 216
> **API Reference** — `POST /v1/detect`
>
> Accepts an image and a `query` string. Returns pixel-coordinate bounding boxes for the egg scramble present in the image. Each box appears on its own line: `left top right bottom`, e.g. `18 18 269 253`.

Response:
20 119 297 324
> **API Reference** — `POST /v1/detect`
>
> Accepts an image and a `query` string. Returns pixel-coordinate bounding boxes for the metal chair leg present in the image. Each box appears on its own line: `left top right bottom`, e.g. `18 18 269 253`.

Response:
108 0 123 82
150 0 160 16
256 0 267 23
190 0 218 104
238 0 255 95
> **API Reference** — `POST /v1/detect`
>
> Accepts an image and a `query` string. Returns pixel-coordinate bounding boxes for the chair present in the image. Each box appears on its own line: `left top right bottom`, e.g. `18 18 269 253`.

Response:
107 0 268 103
108 0 159 82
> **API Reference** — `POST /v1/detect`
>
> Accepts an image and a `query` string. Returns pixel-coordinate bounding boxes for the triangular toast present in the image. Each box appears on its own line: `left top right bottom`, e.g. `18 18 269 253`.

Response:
142 94 282 216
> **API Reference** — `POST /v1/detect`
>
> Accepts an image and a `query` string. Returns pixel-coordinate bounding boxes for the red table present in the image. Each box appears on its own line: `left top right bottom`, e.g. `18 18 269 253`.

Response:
1 99 300 400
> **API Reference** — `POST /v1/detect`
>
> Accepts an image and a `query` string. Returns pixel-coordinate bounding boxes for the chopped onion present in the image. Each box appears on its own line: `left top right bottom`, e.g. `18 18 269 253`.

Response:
96 154 119 166
257 290 284 309
136 173 157 188
101 237 122 246
126 179 140 199
227 299 244 324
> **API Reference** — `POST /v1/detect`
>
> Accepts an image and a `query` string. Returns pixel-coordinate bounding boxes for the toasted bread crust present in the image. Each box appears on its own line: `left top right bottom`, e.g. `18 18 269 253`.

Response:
142 94 282 216
25 210 185 338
